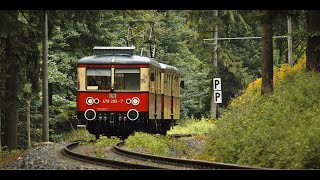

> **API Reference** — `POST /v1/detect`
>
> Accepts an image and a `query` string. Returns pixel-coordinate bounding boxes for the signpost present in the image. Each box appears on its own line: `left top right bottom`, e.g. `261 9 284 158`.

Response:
213 78 222 104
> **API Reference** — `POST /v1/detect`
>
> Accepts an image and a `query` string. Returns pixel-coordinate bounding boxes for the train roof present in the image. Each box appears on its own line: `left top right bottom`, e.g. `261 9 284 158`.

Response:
78 55 163 68
159 63 180 75
77 46 179 74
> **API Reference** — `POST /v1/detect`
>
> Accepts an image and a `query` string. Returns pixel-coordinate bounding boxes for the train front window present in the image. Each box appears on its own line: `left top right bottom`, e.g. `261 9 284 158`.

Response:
86 68 111 90
115 69 140 90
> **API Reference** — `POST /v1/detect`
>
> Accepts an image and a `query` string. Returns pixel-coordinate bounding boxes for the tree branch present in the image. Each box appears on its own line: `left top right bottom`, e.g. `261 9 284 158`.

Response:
20 11 30 24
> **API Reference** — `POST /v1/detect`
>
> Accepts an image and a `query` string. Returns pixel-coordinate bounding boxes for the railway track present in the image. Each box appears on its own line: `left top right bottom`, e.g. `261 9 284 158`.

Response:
61 133 267 169
61 142 164 169
112 141 262 169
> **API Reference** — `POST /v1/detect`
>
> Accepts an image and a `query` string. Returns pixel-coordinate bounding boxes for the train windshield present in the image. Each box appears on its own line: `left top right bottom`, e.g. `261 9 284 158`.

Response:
115 69 140 90
86 68 111 90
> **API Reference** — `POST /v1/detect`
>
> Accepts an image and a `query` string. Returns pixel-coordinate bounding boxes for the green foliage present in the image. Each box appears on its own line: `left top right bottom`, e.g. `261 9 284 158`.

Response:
45 11 102 137
49 95 76 134
60 129 95 142
0 149 24 162
187 10 262 114
16 121 28 149
125 132 204 159
168 117 215 135
92 136 121 158
176 52 210 118
201 60 320 169
125 132 171 156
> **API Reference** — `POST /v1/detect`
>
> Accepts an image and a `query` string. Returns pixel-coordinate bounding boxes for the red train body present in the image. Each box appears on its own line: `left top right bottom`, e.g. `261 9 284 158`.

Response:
76 47 182 139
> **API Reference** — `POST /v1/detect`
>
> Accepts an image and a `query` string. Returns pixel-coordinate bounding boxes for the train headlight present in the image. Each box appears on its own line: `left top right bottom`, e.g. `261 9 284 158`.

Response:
94 98 100 104
131 97 140 106
86 97 94 105
127 109 139 121
84 109 96 121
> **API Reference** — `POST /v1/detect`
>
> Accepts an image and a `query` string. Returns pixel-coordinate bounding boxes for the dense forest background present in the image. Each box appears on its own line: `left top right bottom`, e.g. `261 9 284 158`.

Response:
0 10 309 149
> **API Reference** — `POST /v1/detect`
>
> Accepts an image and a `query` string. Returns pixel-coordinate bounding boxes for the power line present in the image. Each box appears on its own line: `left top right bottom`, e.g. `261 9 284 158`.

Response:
204 36 287 41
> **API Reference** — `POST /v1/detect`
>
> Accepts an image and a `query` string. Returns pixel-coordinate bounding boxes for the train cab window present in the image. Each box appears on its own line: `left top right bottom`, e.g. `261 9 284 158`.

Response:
115 69 140 90
86 68 111 90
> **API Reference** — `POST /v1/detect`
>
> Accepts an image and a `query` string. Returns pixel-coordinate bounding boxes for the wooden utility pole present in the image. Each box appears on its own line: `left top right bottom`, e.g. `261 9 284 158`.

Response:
287 16 293 66
42 10 49 142
210 10 218 119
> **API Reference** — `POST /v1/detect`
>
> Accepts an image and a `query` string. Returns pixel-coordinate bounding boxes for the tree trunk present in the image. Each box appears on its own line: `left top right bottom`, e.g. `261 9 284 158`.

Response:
5 35 18 149
27 100 31 148
261 10 274 95
42 10 50 142
306 10 320 72
0 108 2 151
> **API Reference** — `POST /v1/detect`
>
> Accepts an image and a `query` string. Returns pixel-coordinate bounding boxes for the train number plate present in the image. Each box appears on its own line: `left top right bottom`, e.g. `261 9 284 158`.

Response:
109 93 116 98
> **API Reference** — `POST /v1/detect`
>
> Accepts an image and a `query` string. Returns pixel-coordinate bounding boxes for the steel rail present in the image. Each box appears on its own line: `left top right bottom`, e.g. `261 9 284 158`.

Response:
61 142 164 169
112 134 271 170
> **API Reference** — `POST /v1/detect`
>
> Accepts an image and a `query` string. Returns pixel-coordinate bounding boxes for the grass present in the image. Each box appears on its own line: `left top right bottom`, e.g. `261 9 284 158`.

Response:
124 131 206 159
0 129 92 167
58 128 95 142
92 136 121 158
168 117 215 135
0 149 27 167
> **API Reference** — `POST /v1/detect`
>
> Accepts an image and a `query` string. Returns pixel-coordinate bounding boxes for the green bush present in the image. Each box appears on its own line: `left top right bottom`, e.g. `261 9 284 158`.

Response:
168 117 215 135
124 132 200 159
93 136 121 158
125 132 172 156
200 61 320 169
60 128 95 142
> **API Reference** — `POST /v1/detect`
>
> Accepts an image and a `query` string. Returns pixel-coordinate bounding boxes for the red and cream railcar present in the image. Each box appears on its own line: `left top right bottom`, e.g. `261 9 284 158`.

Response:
76 46 181 139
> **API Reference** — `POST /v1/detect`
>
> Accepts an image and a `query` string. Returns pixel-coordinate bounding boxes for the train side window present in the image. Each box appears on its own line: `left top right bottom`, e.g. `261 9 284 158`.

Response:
157 71 161 93
176 77 179 96
173 76 176 97
176 76 178 96
171 75 174 96
150 70 155 92
165 74 168 95
169 74 171 96
115 69 140 90
150 72 155 81
86 68 111 90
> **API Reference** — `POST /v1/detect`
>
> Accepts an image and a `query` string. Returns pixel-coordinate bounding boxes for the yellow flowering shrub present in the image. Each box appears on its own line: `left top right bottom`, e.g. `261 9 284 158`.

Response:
273 58 306 84
230 59 306 108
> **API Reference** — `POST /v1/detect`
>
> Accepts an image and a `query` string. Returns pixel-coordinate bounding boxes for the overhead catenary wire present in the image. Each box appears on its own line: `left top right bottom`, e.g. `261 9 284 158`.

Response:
203 35 287 41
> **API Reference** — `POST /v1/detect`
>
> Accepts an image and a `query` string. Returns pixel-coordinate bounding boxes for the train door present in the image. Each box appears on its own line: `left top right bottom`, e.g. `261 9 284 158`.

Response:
149 70 156 119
